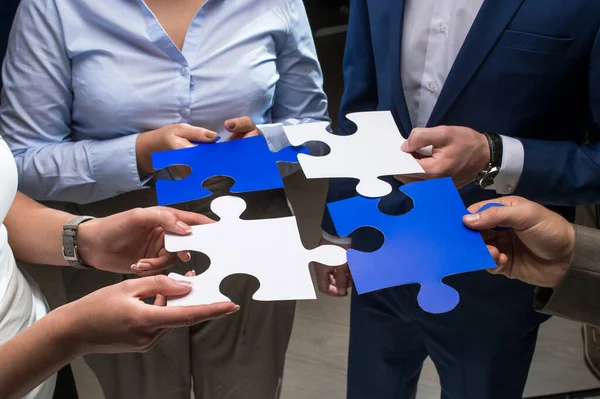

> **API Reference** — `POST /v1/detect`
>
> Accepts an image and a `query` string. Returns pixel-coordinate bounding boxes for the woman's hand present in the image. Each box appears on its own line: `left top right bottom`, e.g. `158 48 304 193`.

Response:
225 116 260 140
77 207 214 275
57 275 239 355
136 123 219 178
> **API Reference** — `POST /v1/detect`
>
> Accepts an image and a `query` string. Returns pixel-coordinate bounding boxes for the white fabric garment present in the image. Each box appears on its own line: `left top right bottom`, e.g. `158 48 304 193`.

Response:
401 0 524 195
0 138 55 399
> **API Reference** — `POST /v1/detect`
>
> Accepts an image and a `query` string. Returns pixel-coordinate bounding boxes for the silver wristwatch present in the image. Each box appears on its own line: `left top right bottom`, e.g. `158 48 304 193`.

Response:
62 216 96 269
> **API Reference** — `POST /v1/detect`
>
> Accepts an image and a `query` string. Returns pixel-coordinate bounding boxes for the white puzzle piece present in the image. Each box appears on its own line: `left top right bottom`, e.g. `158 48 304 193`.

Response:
283 111 425 198
166 196 347 306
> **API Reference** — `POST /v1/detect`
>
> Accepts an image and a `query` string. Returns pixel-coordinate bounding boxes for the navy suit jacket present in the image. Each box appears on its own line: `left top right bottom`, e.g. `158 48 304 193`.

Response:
326 0 600 331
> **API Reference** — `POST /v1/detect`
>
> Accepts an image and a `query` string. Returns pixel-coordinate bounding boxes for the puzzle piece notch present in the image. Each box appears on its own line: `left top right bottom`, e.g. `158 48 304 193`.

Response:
151 135 309 206
328 178 497 314
165 196 347 306
284 111 425 198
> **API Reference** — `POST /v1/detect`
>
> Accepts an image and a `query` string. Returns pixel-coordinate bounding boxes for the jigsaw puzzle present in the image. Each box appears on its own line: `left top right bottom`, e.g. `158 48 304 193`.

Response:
283 111 425 198
165 196 347 306
151 135 309 206
327 178 497 314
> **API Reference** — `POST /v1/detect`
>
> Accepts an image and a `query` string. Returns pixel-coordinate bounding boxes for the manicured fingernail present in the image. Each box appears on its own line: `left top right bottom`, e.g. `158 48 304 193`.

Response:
132 262 152 271
226 305 241 315
190 269 196 276
207 132 218 139
464 213 480 223
177 221 192 234
176 280 193 287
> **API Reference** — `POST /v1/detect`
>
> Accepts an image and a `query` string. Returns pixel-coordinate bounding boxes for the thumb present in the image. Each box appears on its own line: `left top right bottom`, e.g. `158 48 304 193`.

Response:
225 116 256 134
402 127 450 153
130 275 193 299
463 204 526 232
176 125 218 144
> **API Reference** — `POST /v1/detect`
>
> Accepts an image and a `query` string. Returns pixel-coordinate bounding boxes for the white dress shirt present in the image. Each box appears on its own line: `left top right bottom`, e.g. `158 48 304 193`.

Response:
323 0 525 244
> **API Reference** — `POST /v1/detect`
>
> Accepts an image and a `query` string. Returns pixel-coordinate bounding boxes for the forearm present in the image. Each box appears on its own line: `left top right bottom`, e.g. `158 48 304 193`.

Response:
4 192 73 266
0 309 81 399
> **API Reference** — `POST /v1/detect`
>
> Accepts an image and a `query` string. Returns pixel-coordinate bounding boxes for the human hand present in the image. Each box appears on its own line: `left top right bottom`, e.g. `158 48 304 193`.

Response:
77 207 214 275
136 123 219 178
313 237 352 297
56 275 239 355
463 196 575 288
398 126 490 189
225 116 260 140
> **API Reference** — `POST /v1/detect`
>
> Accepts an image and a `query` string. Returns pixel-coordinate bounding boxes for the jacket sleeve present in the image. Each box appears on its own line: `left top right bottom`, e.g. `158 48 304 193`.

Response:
322 0 380 237
514 27 600 206
535 225 600 327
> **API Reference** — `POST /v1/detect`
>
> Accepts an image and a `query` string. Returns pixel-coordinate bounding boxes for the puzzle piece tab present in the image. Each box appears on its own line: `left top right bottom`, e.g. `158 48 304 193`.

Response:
152 135 309 206
328 178 496 314
283 111 424 198
165 196 347 306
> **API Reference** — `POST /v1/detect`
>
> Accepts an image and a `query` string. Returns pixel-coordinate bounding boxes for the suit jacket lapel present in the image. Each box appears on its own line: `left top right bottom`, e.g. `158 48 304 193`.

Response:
427 0 525 127
390 0 413 137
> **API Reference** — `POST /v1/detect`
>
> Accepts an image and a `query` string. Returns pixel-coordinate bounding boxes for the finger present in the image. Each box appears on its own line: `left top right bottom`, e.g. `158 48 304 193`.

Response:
394 175 425 185
162 208 215 227
176 124 219 143
132 252 178 276
130 275 193 298
314 262 334 295
463 204 529 231
466 197 524 214
147 302 240 329
401 127 451 153
154 295 166 306
486 244 501 264
225 116 256 134
184 270 197 277
177 251 192 262
333 267 349 296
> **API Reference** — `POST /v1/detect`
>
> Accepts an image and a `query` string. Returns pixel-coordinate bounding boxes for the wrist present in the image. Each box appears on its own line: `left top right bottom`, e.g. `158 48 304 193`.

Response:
135 132 155 178
478 133 492 171
75 219 99 268
44 307 87 360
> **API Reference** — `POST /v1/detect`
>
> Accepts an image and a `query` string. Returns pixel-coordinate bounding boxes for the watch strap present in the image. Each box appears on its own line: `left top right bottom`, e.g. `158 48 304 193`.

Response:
483 132 503 168
62 216 95 270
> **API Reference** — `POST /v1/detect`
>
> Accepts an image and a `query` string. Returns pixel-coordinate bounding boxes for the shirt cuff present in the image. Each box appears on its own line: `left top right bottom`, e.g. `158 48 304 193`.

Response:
89 133 147 198
485 135 524 195
321 230 352 245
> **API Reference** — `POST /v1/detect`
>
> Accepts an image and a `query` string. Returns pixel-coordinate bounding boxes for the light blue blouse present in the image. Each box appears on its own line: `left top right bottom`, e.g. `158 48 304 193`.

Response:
0 0 328 204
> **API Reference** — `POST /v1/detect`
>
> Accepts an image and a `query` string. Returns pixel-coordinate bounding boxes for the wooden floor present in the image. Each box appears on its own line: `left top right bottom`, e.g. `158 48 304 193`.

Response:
67 279 600 399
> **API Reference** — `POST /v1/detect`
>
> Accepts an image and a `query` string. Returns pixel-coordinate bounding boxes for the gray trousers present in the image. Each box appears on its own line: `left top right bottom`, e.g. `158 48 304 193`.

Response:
51 181 296 399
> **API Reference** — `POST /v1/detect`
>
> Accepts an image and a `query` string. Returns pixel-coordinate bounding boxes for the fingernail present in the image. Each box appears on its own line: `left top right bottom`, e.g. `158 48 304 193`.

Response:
177 221 193 234
176 280 193 287
185 252 192 261
401 142 408 151
464 213 480 223
226 305 241 315
227 122 236 129
132 262 152 272
206 132 218 139
190 269 196 276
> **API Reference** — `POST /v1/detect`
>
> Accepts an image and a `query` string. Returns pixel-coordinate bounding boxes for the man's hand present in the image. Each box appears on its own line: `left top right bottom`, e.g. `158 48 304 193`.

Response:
398 126 490 189
57 275 239 355
313 237 352 297
463 196 575 288
77 207 214 275
225 116 260 140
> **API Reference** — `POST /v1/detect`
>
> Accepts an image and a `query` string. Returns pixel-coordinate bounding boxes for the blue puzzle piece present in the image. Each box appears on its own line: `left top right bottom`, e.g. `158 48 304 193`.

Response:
152 135 309 206
328 178 497 314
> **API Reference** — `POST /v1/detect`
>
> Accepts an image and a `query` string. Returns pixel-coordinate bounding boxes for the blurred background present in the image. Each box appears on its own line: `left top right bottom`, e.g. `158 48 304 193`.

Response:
1 1 599 398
